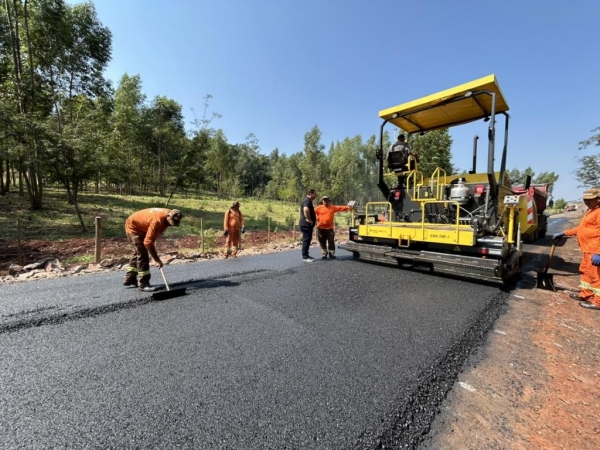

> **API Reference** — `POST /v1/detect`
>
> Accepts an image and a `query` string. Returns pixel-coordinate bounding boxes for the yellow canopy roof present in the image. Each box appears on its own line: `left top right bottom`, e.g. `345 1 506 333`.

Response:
379 74 509 134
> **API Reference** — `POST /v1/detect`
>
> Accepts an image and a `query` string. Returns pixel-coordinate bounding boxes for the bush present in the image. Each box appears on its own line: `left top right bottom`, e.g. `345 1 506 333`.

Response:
201 228 220 252
285 214 296 227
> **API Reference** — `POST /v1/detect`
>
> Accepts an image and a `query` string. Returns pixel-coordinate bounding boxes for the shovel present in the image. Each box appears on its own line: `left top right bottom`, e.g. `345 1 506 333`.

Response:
536 244 557 291
151 267 187 300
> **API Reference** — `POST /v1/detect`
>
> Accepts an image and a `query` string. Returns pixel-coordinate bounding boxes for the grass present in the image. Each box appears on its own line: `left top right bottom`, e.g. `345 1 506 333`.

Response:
0 188 310 242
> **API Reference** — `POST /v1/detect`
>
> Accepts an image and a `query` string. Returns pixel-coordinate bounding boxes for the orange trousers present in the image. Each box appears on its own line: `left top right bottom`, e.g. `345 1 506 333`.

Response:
225 228 241 255
579 252 600 306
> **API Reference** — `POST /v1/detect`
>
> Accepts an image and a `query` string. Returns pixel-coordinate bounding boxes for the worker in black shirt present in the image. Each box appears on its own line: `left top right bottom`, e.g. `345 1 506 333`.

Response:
299 188 317 262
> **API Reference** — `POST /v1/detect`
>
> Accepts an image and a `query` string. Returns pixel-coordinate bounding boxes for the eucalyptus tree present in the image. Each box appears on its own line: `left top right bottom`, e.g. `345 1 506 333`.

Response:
234 133 270 197
576 127 600 189
143 96 185 196
1 0 112 221
507 167 559 195
109 73 146 194
204 129 234 195
328 135 363 202
41 1 111 228
407 129 454 177
507 167 535 186
299 125 328 194
264 148 287 200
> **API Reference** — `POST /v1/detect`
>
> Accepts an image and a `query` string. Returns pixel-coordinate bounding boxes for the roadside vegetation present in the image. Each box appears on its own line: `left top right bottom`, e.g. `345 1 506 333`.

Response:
0 187 308 242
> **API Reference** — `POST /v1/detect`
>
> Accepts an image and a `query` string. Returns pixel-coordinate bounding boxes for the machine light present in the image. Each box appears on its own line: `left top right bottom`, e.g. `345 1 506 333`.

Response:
479 248 490 255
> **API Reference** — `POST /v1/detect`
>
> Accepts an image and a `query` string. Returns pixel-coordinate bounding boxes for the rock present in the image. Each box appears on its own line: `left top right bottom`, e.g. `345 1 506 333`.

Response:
99 259 116 268
71 265 88 274
117 256 129 265
163 255 176 265
23 258 52 271
45 258 62 272
9 264 23 276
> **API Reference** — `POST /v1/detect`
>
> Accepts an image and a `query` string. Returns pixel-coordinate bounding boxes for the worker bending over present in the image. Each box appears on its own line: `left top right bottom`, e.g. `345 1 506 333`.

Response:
123 208 183 290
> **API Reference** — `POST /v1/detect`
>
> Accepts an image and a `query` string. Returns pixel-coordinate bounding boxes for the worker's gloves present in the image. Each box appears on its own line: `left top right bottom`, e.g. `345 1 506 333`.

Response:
592 254 600 266
241 227 245 234
348 200 356 208
223 230 228 236
552 232 565 243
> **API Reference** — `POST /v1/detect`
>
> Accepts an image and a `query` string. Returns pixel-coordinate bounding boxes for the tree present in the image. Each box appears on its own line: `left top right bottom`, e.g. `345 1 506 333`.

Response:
576 128 600 189
299 125 328 194
507 168 559 196
553 198 567 210
143 96 185 196
109 73 146 194
329 136 363 202
574 155 600 189
407 129 454 177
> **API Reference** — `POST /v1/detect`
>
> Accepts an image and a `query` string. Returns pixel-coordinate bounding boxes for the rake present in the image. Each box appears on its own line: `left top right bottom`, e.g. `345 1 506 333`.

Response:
151 267 187 300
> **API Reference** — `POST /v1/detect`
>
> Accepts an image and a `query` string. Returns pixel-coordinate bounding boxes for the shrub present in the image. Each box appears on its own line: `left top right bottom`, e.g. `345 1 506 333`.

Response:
201 228 220 252
285 214 296 227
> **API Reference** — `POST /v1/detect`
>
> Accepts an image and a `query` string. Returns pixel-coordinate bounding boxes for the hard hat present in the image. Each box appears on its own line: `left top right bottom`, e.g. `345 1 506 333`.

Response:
168 209 183 224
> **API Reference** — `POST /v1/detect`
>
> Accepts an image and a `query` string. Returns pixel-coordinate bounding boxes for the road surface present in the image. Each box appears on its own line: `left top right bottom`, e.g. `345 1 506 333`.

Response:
1 248 508 449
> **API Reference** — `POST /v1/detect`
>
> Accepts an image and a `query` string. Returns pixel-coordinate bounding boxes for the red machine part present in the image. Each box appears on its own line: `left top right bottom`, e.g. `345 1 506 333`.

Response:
512 184 548 213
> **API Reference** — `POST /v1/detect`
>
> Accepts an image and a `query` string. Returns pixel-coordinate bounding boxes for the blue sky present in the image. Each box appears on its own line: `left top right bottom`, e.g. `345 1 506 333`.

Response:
86 0 600 201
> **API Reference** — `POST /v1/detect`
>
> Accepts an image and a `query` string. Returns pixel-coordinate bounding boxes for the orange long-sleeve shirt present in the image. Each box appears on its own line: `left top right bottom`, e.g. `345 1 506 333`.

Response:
314 204 350 229
564 206 600 253
224 208 244 231
125 208 170 247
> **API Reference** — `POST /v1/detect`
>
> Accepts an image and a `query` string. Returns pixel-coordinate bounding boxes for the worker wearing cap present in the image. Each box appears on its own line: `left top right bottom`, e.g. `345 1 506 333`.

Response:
314 196 351 259
553 188 600 310
123 208 183 290
223 201 245 258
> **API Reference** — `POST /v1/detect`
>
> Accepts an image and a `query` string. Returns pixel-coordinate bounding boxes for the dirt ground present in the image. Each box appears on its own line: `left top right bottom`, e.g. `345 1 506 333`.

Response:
1 216 599 449
423 211 600 449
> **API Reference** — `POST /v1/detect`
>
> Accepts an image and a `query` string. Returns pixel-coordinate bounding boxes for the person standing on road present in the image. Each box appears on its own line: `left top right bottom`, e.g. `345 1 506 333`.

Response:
223 201 245 258
123 208 183 290
553 188 600 310
314 196 352 259
299 189 317 262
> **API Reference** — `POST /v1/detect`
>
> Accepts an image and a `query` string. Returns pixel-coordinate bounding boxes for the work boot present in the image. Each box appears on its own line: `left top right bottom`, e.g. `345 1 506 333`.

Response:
321 253 328 260
328 252 336 259
138 276 152 291
569 292 582 301
123 272 138 287
579 301 600 310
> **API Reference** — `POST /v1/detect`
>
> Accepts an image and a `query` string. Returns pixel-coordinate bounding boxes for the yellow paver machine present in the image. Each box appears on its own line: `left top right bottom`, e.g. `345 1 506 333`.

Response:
339 75 544 284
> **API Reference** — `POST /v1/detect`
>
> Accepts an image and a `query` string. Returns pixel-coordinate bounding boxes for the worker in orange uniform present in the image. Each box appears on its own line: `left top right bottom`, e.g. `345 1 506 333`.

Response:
223 201 245 258
553 188 600 310
314 196 353 259
123 208 183 290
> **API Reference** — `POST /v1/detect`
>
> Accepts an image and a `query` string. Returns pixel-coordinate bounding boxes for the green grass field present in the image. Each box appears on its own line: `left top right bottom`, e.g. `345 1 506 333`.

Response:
0 188 305 242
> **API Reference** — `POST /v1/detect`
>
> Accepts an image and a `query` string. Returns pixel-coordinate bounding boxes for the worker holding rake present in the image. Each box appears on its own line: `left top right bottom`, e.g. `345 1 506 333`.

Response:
553 188 600 310
123 208 183 290
223 201 245 258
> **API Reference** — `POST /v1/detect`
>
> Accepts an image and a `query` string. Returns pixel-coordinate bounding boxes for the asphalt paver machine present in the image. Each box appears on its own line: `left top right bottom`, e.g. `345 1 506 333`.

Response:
339 75 541 284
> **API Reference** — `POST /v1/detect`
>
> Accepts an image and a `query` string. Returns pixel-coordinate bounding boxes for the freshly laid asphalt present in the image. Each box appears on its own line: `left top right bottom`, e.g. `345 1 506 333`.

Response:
1 247 510 449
